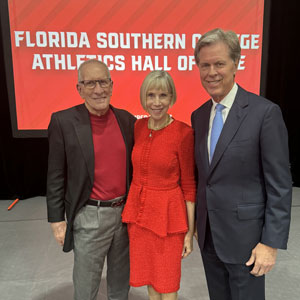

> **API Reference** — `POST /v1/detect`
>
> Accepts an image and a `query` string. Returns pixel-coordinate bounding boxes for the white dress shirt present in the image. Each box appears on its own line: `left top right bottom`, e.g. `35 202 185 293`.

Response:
207 83 238 161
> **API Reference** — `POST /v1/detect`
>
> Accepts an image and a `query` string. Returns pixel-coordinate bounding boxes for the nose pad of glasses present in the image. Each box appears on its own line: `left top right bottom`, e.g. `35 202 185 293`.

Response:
94 81 105 90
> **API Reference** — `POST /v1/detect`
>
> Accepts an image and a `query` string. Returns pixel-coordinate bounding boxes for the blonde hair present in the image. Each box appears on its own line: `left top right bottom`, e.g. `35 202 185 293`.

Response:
140 71 177 110
194 28 241 65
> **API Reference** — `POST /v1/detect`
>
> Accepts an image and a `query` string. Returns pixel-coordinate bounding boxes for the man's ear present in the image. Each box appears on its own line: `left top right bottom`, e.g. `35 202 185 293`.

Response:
76 83 82 97
234 59 239 69
109 81 113 96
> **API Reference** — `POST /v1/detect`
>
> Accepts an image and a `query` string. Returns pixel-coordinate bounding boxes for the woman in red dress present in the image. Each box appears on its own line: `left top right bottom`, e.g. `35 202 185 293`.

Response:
122 70 196 300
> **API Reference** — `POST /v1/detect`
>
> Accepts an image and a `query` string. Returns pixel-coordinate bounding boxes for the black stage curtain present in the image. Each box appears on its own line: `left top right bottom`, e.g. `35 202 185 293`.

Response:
0 21 48 200
264 1 299 186
0 1 299 200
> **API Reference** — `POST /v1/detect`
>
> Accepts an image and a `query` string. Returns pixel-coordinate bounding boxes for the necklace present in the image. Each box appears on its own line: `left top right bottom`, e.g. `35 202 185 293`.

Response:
148 115 172 137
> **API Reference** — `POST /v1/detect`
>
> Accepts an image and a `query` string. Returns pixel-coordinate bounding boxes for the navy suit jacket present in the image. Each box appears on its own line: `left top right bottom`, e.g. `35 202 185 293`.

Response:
46 104 136 252
191 85 292 264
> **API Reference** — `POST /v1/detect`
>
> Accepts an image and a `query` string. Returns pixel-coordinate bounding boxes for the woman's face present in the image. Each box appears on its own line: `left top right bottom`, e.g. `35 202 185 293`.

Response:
145 88 172 122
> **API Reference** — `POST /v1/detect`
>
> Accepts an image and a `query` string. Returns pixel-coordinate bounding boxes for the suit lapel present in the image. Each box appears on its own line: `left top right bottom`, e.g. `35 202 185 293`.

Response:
195 101 212 176
208 86 249 176
74 104 94 184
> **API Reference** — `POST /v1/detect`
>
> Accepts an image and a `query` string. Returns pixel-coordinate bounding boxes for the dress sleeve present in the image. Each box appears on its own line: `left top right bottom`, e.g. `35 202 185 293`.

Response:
178 127 196 202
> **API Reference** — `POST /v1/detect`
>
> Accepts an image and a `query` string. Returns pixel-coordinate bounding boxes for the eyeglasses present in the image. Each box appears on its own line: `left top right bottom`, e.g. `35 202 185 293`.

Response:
79 78 112 89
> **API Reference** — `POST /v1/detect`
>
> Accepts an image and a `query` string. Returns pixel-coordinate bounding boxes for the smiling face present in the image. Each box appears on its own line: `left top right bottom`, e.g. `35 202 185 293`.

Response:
76 62 113 116
145 88 172 124
197 41 238 103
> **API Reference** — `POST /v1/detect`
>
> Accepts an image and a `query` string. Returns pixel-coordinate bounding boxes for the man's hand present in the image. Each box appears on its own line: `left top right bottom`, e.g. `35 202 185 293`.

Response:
50 221 66 246
245 242 277 276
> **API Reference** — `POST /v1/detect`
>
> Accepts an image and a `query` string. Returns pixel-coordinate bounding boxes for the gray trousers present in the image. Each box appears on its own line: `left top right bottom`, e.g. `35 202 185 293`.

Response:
73 201 129 300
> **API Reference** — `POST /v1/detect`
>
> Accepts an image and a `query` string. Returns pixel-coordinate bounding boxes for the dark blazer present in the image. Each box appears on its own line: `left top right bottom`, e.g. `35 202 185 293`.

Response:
47 104 136 252
191 85 292 264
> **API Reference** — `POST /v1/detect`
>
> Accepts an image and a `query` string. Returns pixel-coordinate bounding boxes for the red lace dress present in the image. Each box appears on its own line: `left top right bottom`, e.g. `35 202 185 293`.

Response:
122 118 196 293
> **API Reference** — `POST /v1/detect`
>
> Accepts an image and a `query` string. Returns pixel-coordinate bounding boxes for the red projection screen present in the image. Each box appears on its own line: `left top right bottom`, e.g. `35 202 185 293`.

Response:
1 0 266 137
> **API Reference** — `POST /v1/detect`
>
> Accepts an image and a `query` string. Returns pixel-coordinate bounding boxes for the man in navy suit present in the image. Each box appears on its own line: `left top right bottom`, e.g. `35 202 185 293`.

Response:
191 28 292 300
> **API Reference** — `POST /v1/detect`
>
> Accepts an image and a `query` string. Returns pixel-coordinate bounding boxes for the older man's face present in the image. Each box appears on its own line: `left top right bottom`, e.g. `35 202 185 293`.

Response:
197 42 238 103
77 63 113 116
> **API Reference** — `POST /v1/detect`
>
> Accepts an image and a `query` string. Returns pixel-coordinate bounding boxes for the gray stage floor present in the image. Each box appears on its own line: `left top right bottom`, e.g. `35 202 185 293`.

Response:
1 188 300 300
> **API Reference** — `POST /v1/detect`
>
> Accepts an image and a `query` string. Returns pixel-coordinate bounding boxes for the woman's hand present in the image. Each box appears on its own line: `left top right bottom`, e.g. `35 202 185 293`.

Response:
194 221 198 240
182 231 193 258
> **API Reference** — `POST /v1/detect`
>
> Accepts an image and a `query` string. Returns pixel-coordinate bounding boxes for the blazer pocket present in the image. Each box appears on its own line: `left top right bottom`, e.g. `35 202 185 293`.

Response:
237 203 265 220
228 139 251 148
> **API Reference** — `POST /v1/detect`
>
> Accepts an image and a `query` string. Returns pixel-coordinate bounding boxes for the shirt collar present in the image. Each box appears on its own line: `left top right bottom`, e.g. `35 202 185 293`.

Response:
211 83 238 110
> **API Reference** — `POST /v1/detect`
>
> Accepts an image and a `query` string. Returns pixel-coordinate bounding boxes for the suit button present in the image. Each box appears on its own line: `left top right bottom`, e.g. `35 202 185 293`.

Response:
207 184 211 188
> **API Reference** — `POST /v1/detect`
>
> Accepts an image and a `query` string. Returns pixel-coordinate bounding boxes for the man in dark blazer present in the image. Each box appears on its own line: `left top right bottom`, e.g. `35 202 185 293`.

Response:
191 28 292 300
47 59 136 300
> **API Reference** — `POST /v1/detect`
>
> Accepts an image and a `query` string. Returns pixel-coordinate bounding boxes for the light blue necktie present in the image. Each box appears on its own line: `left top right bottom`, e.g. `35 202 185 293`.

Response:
210 103 225 161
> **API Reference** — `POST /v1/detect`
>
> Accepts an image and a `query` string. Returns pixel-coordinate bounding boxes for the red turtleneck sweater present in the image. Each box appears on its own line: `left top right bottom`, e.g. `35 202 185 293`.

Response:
89 108 126 201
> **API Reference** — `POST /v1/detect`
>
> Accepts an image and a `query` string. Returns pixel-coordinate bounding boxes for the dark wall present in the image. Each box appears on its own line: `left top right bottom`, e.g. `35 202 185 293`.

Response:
264 1 299 186
0 19 48 200
0 1 299 200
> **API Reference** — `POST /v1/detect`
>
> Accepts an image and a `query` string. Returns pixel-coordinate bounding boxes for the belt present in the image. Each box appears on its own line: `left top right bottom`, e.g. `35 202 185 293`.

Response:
86 196 126 207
